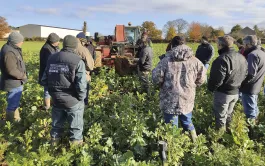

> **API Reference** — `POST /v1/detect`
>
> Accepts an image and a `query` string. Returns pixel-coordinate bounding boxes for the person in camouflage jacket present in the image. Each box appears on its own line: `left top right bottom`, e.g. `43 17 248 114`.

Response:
152 36 206 141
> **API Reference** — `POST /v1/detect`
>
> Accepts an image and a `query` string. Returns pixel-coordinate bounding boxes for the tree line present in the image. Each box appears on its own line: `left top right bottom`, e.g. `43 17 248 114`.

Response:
142 19 265 42
142 19 225 42
0 16 265 42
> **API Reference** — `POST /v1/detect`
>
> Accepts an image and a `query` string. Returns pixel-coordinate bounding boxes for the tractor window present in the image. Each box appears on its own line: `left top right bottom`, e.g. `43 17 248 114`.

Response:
125 28 136 43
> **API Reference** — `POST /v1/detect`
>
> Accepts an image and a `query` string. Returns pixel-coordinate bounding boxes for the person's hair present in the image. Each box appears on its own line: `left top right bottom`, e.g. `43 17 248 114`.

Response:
202 36 208 42
171 36 185 48
218 35 234 47
243 35 258 46
218 37 226 47
137 39 147 47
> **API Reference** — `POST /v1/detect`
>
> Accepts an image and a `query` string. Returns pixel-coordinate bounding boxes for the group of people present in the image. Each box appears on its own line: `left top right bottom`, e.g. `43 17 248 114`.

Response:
0 31 95 145
136 33 265 142
151 35 265 142
1 30 265 144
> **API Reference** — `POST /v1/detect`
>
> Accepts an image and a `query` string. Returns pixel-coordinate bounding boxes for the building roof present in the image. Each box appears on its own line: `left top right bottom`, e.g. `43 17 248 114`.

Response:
240 27 256 36
20 24 82 31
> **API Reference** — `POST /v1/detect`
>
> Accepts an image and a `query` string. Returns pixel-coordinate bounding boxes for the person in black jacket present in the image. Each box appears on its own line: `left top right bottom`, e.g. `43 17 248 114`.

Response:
0 32 27 123
86 37 96 60
41 35 87 145
137 39 153 94
208 35 248 130
240 35 265 125
195 36 214 69
39 33 60 110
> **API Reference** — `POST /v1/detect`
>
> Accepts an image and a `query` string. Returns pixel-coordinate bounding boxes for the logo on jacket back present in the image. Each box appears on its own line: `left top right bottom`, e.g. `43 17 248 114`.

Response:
49 64 69 73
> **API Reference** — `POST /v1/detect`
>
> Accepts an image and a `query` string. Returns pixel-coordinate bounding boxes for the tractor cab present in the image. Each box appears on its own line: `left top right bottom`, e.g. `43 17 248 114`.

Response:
124 26 141 45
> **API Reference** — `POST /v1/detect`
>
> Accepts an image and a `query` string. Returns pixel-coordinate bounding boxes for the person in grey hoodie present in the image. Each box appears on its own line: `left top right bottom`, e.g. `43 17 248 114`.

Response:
137 38 153 94
39 33 60 110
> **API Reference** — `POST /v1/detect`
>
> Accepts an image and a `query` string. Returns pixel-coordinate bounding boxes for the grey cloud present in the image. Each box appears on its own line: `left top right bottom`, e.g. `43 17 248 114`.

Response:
20 6 60 15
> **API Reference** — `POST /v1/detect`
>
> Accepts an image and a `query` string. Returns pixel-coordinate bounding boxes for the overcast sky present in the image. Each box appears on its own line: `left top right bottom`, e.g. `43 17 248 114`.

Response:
2 0 265 35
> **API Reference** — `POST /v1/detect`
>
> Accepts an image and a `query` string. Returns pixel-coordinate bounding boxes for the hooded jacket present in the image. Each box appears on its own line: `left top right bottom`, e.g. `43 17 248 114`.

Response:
41 48 87 108
152 45 206 115
195 43 214 65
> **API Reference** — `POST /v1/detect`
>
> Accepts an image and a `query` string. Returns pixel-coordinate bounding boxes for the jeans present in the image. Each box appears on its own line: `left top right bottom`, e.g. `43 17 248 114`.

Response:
6 86 23 112
213 91 239 129
50 102 84 141
164 112 195 131
138 70 150 94
43 86 50 99
241 93 259 119
84 83 90 105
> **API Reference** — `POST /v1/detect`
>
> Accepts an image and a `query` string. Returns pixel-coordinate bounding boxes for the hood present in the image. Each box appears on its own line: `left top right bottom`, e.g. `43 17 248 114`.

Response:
168 44 193 61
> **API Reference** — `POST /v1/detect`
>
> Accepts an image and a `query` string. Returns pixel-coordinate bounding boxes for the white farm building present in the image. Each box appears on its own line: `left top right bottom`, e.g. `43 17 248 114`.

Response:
19 24 90 39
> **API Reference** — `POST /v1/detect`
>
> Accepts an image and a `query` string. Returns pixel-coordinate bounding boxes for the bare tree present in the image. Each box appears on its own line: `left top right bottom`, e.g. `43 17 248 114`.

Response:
163 19 189 35
200 24 212 38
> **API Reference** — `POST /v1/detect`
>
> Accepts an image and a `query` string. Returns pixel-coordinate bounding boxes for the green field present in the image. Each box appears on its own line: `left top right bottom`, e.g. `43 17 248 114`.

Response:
1 42 265 165
0 41 64 52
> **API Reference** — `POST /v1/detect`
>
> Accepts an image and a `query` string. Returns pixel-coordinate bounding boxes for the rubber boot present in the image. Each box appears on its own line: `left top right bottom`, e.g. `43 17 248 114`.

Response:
0 120 6 126
247 118 256 139
6 109 21 123
44 98 51 110
6 111 15 122
51 138 60 147
14 109 21 122
190 130 198 143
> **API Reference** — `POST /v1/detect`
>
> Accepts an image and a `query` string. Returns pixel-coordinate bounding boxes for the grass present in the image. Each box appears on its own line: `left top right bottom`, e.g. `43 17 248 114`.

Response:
0 41 45 52
0 40 264 59
0 41 64 52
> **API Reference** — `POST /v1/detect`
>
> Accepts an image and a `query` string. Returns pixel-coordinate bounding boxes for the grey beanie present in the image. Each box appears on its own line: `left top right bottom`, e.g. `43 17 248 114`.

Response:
47 33 60 44
218 35 234 47
8 32 24 45
63 35 78 49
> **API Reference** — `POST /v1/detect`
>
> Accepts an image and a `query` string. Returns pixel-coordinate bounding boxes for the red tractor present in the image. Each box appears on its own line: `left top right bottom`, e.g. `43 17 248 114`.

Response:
94 23 142 76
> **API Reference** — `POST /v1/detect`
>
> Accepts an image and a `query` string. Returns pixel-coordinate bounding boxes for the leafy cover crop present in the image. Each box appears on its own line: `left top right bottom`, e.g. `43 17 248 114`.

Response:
0 44 265 165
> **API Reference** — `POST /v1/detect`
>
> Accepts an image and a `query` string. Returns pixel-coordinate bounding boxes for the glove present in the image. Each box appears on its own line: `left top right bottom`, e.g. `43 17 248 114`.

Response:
159 54 166 60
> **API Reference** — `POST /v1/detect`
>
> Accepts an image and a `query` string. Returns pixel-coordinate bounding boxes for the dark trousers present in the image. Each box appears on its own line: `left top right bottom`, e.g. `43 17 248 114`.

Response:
213 91 238 129
84 83 90 105
138 70 150 94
